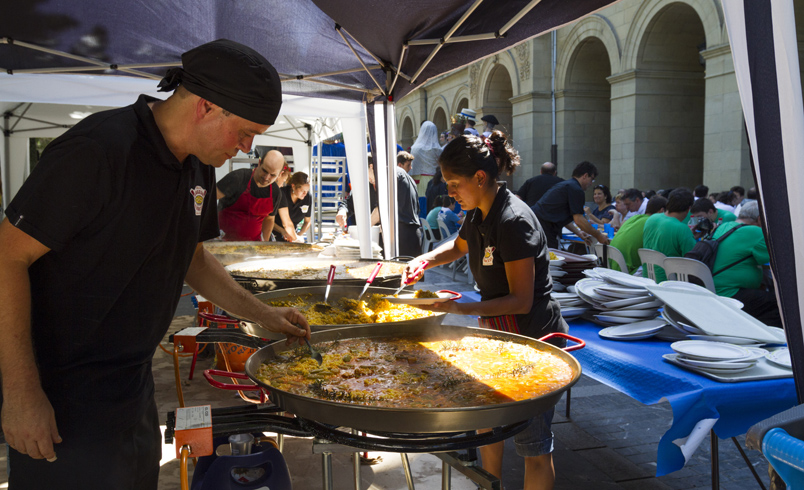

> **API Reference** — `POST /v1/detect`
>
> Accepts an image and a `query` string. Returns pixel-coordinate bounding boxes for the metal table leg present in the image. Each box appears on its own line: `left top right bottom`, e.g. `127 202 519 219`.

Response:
322 452 333 490
711 429 719 490
402 453 415 490
442 460 451 490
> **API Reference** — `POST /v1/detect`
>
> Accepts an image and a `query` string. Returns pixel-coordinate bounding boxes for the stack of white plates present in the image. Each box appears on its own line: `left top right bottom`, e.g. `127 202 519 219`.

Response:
765 347 792 369
669 340 766 375
332 238 383 259
574 269 662 326
552 291 589 321
549 250 598 287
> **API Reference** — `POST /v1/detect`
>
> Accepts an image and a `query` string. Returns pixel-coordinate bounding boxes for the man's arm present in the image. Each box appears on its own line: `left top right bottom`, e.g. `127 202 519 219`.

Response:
0 219 61 461
216 188 225 200
261 215 276 242
572 214 609 244
184 244 309 343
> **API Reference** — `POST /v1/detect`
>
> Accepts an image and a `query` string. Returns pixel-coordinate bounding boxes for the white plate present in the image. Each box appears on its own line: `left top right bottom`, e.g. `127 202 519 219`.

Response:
743 347 770 361
558 299 587 307
594 286 649 300
560 307 589 318
600 319 666 337
766 348 792 369
599 327 657 341
718 297 745 310
582 269 604 279
549 270 568 278
608 301 665 311
677 322 706 335
654 326 690 341
552 282 566 292
685 364 756 375
566 286 576 294
549 258 566 267
599 295 656 309
597 309 659 319
686 335 762 346
574 279 610 304
385 291 459 305
675 356 756 370
595 268 657 289
660 283 743 309
552 292 579 300
594 314 639 324
670 340 752 361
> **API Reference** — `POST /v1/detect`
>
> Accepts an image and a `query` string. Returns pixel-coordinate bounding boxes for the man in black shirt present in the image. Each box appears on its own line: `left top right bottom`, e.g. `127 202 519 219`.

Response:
531 161 610 249
516 162 563 207
216 149 285 241
0 40 310 489
396 151 422 257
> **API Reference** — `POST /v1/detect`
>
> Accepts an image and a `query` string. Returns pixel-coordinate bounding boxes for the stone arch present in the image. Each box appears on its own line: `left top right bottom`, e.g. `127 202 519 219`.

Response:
557 33 613 193
396 106 417 148
629 1 708 190
476 51 520 103
556 14 621 92
622 0 723 72
428 94 450 132
451 87 470 115
432 107 449 135
399 115 415 151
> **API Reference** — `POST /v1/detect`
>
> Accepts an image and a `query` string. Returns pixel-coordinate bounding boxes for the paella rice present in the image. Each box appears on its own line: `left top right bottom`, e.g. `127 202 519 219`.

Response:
264 294 433 325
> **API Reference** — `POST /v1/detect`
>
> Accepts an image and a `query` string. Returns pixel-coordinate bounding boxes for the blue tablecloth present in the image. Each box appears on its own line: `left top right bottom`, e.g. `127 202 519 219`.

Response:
569 320 797 475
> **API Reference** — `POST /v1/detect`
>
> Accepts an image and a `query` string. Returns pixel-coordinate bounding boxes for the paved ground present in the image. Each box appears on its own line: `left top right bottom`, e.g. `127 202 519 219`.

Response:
0 265 775 489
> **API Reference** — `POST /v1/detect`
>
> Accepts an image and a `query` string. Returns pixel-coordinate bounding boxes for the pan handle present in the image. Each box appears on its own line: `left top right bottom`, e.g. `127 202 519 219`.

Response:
198 311 239 326
539 332 586 352
437 290 463 301
203 369 259 390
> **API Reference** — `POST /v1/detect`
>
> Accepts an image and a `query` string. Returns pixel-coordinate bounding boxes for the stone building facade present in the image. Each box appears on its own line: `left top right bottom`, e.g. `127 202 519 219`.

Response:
395 0 767 196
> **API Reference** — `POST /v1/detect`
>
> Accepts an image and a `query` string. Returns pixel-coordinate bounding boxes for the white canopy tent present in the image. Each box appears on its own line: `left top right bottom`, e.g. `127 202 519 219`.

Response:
0 73 376 258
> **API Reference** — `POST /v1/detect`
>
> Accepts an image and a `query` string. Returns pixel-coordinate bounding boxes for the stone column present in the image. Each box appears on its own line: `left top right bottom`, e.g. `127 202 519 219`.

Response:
608 70 638 191
701 43 752 191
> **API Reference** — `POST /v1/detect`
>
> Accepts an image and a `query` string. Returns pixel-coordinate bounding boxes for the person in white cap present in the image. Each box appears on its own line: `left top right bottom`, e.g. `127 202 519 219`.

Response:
461 109 480 136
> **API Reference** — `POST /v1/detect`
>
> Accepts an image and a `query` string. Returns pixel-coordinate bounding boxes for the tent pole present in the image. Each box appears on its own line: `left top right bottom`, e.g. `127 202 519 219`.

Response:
306 124 314 243
2 111 9 211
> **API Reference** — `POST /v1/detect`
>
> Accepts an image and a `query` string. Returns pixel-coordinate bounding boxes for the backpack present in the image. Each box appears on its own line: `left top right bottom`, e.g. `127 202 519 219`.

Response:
684 223 747 276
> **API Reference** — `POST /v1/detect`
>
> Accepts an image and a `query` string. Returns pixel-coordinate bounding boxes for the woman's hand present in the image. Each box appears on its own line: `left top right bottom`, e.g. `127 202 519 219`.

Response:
401 257 428 286
414 300 462 314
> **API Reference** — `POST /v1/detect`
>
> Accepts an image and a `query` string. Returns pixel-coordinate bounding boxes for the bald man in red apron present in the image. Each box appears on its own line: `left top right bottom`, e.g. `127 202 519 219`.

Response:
217 149 285 241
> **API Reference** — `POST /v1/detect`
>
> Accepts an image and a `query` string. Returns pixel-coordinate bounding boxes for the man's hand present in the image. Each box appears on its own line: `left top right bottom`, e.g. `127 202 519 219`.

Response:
335 213 347 230
2 386 61 461
583 206 591 216
596 233 610 245
256 306 311 346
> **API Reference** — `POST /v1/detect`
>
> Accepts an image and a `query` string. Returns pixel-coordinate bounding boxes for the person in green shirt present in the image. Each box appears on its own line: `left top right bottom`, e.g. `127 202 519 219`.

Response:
608 195 667 273
642 188 697 282
426 195 444 235
688 198 736 229
711 201 780 326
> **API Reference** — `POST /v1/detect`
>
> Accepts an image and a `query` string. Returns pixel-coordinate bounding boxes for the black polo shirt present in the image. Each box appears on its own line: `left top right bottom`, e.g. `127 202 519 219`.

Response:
4 94 219 439
459 183 567 341
273 185 312 240
396 166 420 226
217 168 280 216
516 174 564 207
531 177 585 228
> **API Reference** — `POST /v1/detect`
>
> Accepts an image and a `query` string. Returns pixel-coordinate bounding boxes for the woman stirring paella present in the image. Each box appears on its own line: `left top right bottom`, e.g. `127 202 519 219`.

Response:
403 131 568 490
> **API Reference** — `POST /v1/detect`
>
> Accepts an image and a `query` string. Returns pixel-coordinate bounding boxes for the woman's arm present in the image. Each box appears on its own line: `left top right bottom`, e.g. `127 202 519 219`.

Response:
298 217 312 237
277 207 297 242
424 257 535 316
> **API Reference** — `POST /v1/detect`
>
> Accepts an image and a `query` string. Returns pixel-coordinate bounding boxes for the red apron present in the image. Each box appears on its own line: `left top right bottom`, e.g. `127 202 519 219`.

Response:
218 172 274 241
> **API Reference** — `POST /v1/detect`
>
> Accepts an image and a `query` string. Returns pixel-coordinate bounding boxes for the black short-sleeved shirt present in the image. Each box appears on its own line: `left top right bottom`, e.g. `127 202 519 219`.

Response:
530 177 585 228
217 169 280 217
272 185 312 240
516 174 564 207
338 186 379 226
459 183 567 340
3 95 219 439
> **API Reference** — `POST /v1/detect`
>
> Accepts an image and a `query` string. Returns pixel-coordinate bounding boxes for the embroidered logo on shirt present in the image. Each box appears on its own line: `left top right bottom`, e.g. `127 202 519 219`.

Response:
483 246 495 266
190 186 207 216
301 205 309 213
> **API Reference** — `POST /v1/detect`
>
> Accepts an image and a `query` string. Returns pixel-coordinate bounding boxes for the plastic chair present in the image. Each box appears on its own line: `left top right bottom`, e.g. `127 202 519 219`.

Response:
638 248 668 282
436 217 452 242
594 243 629 273
661 257 717 293
420 220 438 252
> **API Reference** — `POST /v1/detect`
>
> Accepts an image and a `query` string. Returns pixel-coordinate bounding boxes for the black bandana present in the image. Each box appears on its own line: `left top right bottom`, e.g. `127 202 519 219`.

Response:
158 39 282 125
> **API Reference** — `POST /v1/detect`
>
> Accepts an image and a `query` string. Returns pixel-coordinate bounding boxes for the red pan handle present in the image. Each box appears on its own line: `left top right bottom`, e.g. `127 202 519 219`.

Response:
437 290 463 301
539 332 586 352
327 264 337 285
203 369 258 390
367 262 383 283
198 311 239 325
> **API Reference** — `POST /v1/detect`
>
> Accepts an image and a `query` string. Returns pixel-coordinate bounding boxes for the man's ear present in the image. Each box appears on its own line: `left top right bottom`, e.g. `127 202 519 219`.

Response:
196 98 216 120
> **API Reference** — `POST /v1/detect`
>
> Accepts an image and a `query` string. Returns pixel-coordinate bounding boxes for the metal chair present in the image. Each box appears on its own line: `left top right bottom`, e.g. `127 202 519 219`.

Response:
638 248 668 282
661 257 717 293
594 243 629 273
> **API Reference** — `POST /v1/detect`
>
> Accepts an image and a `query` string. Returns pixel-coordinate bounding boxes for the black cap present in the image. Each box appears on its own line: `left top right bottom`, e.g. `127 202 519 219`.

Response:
481 114 500 125
158 39 282 125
